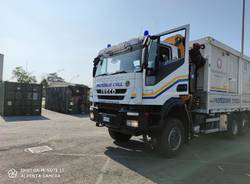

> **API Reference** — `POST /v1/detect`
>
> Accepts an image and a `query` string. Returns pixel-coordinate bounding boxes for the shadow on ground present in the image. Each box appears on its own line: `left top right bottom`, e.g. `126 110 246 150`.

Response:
42 109 89 118
104 134 250 184
43 109 89 118
1 115 49 122
67 113 89 118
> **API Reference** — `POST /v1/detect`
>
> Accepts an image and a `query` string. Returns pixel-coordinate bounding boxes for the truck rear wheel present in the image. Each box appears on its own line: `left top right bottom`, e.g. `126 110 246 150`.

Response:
239 113 249 135
227 114 239 138
108 128 132 142
158 118 184 158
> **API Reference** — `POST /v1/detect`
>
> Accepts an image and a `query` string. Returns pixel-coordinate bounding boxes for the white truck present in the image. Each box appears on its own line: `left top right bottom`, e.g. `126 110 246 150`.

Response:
90 25 250 157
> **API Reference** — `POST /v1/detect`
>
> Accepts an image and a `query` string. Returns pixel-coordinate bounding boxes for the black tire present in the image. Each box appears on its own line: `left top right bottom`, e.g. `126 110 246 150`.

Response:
239 113 249 136
227 114 239 138
108 128 132 142
158 118 185 158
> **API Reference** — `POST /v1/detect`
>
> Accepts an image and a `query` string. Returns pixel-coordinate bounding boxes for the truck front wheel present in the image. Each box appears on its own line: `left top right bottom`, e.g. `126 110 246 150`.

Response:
108 128 132 142
158 118 185 158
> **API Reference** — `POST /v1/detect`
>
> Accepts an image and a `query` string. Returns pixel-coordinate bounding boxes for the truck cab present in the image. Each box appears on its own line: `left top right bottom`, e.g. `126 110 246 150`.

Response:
90 25 190 157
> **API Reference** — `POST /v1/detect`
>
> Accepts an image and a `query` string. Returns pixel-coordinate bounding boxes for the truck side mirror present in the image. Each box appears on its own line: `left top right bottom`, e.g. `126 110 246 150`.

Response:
92 57 100 77
92 67 97 78
146 68 156 76
142 47 148 69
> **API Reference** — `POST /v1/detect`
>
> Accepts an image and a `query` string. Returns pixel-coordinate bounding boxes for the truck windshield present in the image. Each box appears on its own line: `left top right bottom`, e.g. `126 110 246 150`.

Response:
95 48 142 77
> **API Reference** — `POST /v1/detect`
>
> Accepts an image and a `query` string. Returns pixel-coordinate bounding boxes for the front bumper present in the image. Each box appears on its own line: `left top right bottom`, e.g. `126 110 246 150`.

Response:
89 104 159 135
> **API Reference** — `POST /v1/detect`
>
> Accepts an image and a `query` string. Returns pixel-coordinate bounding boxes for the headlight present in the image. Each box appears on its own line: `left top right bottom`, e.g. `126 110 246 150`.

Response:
127 112 139 116
90 112 94 120
126 120 139 128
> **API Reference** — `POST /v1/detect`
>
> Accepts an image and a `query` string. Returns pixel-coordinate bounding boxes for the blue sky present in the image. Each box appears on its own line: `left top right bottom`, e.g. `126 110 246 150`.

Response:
0 0 249 87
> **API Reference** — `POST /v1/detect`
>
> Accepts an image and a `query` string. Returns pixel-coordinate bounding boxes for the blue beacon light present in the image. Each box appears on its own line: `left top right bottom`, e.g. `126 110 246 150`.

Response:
144 30 149 36
107 44 111 48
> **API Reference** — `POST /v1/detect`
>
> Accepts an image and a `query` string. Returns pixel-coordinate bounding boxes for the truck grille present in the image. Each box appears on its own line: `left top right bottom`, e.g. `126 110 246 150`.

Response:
96 89 127 94
96 88 126 100
97 95 124 100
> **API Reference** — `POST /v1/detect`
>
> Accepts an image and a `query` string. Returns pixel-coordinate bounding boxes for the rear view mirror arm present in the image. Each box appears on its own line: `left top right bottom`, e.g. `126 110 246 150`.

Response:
92 56 100 77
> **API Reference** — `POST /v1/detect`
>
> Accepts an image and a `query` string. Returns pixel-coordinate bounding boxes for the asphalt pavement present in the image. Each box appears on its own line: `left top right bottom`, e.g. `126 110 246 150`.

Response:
1 109 250 184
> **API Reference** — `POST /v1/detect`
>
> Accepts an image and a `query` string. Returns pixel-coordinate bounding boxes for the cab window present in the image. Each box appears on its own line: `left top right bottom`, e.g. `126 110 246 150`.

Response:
145 35 185 86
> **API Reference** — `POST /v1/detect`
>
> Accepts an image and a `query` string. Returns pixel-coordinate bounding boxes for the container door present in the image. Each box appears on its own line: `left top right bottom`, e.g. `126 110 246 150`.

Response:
210 47 228 92
227 54 238 93
242 61 250 95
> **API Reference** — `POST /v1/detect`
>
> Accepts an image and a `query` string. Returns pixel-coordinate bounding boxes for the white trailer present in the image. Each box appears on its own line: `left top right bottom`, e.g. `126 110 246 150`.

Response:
188 37 250 135
90 25 250 157
191 37 250 114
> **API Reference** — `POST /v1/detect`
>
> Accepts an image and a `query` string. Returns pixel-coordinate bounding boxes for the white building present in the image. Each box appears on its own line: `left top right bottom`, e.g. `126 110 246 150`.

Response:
0 54 3 81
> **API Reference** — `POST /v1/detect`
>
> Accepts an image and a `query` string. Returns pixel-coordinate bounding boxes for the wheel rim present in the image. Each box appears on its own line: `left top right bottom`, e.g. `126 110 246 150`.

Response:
168 127 182 151
242 119 247 128
232 120 238 135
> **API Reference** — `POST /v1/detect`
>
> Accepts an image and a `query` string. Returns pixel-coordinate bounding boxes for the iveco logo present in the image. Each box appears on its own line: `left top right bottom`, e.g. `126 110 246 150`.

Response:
101 89 116 94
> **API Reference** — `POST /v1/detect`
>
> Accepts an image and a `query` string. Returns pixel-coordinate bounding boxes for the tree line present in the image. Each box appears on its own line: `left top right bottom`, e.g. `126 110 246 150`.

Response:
12 66 65 86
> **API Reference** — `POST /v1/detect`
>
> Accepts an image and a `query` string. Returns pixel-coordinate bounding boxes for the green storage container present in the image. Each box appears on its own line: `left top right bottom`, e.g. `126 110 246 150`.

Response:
45 83 90 114
0 81 42 116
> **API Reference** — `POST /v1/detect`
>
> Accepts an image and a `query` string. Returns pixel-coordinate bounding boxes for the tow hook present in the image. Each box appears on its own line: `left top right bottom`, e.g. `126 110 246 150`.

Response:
142 135 158 150
96 122 104 127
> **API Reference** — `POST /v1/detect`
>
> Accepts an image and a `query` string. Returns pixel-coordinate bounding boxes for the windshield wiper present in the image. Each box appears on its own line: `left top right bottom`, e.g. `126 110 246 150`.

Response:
110 70 127 75
96 73 108 77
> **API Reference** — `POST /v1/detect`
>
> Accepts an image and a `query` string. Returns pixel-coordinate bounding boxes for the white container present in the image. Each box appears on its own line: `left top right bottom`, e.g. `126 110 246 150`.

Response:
190 37 250 113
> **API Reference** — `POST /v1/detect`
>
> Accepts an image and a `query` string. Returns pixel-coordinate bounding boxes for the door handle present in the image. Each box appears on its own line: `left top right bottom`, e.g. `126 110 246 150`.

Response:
177 84 187 92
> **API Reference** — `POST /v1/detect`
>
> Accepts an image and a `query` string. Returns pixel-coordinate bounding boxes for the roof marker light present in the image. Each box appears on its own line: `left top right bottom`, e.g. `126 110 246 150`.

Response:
144 30 149 37
107 44 111 48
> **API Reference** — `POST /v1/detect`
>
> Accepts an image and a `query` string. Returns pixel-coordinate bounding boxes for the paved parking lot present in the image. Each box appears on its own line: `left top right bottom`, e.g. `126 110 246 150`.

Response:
1 109 250 184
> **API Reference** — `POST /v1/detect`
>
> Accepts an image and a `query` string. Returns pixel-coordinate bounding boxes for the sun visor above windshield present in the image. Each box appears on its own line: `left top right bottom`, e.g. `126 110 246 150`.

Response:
98 37 144 56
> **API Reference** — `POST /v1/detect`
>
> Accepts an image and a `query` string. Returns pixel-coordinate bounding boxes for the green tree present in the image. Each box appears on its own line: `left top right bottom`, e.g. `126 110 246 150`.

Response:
41 78 48 87
47 72 65 83
40 78 48 97
12 66 37 83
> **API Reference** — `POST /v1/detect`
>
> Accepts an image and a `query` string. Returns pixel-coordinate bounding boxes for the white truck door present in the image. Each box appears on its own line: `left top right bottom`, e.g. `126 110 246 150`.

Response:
142 25 190 105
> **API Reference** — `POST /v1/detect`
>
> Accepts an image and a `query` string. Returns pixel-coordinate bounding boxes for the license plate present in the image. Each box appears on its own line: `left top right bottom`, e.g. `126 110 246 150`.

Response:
103 116 110 122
